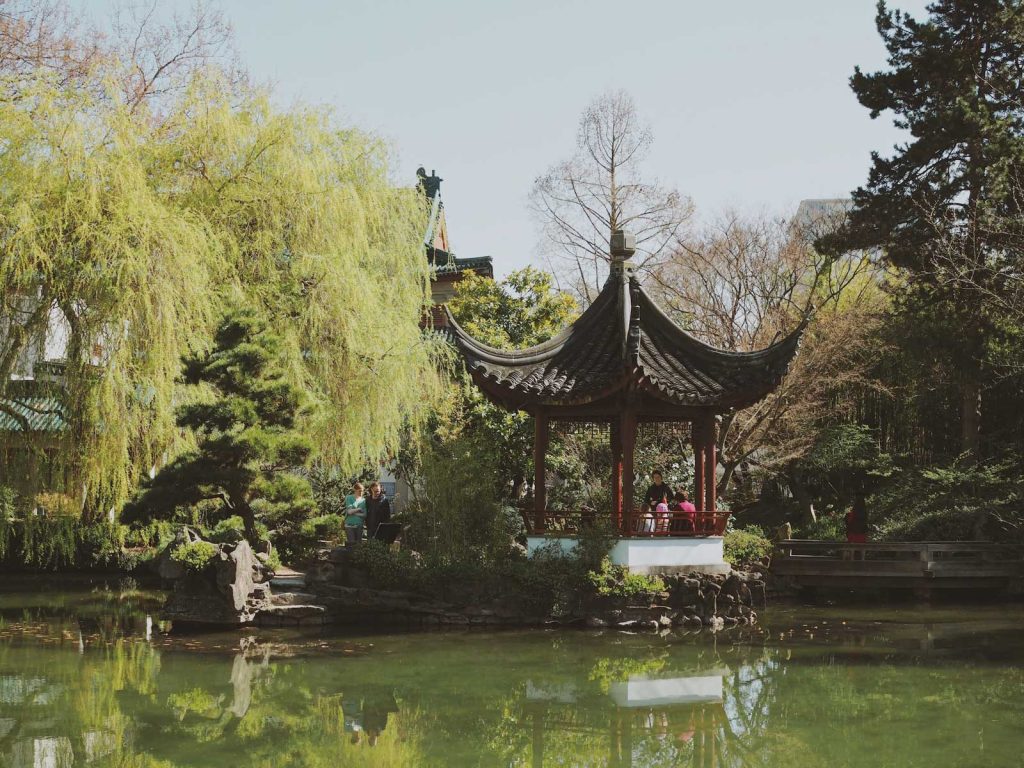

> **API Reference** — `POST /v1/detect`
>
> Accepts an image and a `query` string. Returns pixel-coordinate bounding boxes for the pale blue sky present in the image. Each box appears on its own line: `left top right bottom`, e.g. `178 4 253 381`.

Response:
82 0 930 276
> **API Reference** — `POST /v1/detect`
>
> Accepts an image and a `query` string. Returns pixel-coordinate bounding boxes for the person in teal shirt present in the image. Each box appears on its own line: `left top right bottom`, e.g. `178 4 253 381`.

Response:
344 482 367 545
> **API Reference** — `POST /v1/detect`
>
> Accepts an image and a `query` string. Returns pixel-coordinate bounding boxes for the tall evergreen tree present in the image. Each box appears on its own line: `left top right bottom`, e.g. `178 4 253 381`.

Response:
821 0 1024 459
123 308 315 545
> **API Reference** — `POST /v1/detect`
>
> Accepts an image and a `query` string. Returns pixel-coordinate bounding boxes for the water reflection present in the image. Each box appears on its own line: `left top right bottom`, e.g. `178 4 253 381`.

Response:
0 584 1020 767
527 669 733 767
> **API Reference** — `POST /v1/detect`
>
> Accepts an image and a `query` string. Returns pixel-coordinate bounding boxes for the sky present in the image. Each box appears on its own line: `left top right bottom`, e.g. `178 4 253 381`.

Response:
82 0 932 276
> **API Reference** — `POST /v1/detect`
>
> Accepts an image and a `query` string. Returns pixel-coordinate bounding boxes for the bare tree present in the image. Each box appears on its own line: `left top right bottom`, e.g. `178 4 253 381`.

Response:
531 89 694 303
0 0 100 92
650 210 885 510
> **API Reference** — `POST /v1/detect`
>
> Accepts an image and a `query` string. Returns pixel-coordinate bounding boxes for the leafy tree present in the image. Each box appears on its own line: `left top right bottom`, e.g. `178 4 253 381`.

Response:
123 308 315 546
0 16 443 512
447 267 577 498
821 0 1024 459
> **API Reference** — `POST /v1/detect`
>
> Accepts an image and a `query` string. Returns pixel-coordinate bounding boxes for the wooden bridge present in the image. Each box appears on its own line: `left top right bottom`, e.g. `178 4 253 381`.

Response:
771 540 1022 598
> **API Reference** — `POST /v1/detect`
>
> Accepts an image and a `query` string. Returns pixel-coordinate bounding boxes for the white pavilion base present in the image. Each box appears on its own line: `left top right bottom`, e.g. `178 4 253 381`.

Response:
526 535 728 575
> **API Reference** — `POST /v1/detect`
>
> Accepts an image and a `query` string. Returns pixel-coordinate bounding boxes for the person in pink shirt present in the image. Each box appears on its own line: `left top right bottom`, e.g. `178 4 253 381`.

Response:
670 488 697 533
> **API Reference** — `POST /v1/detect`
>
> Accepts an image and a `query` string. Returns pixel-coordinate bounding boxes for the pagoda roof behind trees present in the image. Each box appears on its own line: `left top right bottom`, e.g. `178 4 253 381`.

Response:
445 258 807 417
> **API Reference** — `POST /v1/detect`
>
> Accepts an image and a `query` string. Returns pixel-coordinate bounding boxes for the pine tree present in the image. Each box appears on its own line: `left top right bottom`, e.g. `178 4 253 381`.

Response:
821 0 1024 459
124 308 315 545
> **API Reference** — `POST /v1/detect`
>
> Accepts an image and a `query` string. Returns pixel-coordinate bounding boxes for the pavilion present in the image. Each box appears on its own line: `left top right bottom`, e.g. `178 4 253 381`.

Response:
445 230 806 572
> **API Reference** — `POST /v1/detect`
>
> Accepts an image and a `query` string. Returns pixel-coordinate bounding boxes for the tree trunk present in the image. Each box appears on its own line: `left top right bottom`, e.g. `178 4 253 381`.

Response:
789 473 816 524
960 357 982 462
240 504 260 546
717 459 737 498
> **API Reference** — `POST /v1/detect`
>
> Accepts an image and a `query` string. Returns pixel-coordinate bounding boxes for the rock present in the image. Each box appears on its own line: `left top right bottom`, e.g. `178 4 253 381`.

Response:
271 591 318 606
255 604 327 627
586 616 608 628
657 614 673 628
162 540 274 627
151 527 202 584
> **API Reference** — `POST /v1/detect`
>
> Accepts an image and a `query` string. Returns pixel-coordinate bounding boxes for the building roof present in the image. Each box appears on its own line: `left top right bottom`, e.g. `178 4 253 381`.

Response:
445 248 806 417
0 382 67 433
417 167 493 279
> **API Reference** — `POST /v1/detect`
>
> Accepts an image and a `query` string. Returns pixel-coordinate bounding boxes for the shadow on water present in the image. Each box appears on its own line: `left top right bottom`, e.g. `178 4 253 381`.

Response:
0 578 1020 767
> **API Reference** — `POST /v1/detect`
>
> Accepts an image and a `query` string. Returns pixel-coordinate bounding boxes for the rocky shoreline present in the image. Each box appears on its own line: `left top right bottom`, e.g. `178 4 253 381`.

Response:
157 539 767 631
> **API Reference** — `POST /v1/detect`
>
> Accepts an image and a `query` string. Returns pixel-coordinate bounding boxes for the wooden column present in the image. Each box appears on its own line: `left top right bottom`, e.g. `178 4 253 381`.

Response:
620 409 638 535
691 414 719 529
610 421 623 532
533 410 549 533
705 418 718 516
691 418 706 513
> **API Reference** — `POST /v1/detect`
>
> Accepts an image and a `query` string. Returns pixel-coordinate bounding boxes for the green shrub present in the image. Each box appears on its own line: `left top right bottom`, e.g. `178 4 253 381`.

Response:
171 540 219 572
208 516 246 544
20 515 78 569
301 514 345 542
0 487 15 560
723 525 773 567
870 458 1024 543
795 514 846 541
349 539 419 590
587 557 665 600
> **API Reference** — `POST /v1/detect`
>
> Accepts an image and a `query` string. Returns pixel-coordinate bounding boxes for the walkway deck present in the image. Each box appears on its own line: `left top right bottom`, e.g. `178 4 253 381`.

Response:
771 540 1021 596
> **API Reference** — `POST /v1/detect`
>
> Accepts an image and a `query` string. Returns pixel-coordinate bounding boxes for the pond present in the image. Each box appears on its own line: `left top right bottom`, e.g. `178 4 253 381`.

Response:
0 578 1021 767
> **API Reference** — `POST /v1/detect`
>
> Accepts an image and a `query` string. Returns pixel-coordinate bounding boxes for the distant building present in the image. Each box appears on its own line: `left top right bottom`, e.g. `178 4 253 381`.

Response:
417 168 493 327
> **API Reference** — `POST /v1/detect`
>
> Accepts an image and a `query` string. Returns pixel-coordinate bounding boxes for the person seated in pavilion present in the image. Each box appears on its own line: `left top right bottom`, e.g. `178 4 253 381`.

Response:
670 488 697 533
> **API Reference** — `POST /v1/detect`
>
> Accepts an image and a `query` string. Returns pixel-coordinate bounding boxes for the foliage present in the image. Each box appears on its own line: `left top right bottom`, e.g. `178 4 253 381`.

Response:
348 539 421 591
0 25 445 513
795 514 846 542
170 540 219 572
0 487 14 560
820 0 1024 457
20 514 77 569
587 557 666 600
870 457 1024 544
277 514 346 565
445 267 577 499
123 308 316 548
0 512 137 571
723 525 773 567
401 426 521 563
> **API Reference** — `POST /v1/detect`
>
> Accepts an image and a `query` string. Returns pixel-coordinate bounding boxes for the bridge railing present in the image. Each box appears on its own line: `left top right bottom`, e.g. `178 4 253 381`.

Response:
772 539 1021 582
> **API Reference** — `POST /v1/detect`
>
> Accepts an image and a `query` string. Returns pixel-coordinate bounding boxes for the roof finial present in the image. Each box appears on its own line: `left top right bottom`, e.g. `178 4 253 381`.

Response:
610 229 636 274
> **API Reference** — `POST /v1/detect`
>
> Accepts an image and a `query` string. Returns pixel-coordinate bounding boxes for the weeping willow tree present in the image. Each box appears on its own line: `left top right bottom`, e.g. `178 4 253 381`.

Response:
0 62 444 518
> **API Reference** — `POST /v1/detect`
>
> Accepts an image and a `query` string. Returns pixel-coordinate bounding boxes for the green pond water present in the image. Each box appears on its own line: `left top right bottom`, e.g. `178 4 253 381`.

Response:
0 580 1021 767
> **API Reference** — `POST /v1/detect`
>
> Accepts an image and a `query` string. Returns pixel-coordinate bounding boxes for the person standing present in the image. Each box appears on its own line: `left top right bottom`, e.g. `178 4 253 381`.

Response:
343 482 367 546
365 481 392 540
644 470 672 508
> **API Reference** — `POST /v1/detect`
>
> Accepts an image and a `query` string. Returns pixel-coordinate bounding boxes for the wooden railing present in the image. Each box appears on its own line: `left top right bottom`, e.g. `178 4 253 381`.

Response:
524 508 728 538
771 539 1021 592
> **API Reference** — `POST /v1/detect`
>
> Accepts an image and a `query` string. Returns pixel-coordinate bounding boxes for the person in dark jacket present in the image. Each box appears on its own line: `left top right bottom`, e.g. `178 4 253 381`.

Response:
365 481 392 540
644 470 672 509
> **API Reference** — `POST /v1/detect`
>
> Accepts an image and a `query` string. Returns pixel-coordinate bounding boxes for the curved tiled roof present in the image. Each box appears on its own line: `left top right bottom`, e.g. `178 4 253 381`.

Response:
445 263 806 412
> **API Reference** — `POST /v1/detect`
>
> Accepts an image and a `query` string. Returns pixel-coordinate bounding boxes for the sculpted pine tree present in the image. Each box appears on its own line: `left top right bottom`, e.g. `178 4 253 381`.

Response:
820 1 1024 459
124 309 315 545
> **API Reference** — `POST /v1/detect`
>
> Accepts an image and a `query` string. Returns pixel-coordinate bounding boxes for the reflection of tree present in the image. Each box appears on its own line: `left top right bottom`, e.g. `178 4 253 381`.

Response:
0 590 1022 767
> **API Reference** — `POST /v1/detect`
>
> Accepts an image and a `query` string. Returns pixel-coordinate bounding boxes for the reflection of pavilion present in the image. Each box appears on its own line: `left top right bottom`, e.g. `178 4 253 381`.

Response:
526 669 731 768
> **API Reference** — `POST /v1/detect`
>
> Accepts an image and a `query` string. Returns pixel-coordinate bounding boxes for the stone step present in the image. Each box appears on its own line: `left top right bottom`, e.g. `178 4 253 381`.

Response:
255 604 327 627
271 591 318 606
270 574 307 590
